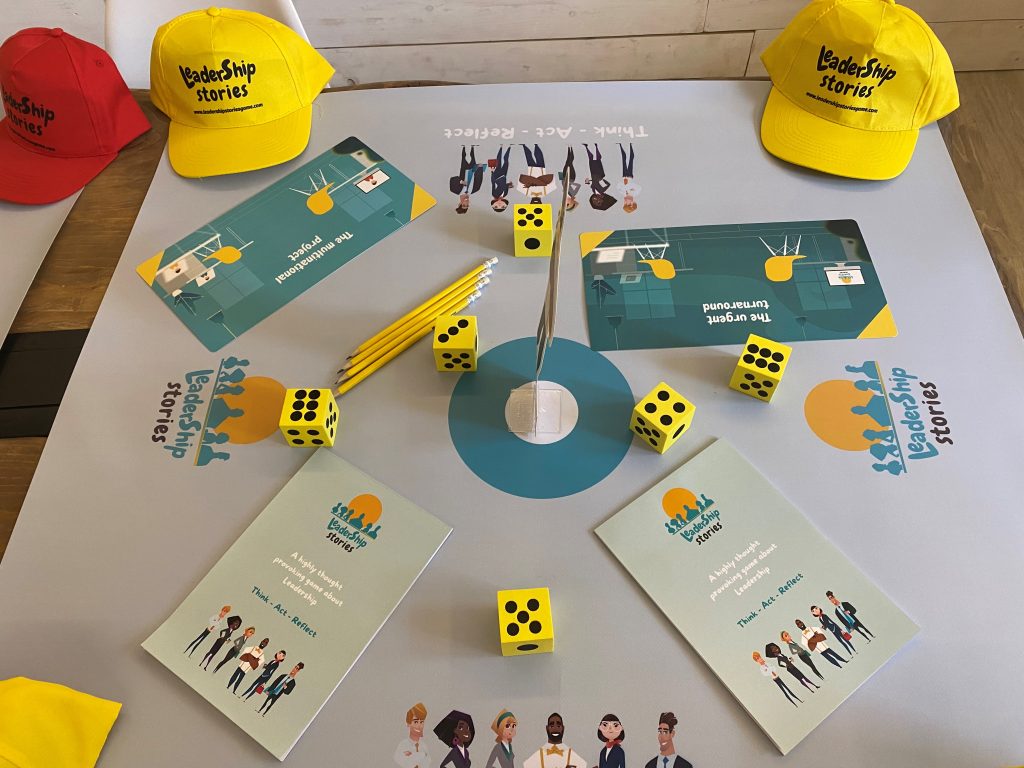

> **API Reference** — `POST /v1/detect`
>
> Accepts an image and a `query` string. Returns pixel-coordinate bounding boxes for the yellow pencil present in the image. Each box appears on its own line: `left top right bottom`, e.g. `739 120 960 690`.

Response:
346 257 497 361
336 292 481 397
343 276 489 373
338 278 488 383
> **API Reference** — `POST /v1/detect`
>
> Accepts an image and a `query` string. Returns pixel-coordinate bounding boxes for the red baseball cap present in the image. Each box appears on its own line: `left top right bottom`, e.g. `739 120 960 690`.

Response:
0 28 150 204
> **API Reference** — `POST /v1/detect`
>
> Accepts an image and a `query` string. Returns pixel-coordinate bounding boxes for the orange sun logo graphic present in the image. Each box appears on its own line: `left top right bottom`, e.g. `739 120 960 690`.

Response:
662 487 699 522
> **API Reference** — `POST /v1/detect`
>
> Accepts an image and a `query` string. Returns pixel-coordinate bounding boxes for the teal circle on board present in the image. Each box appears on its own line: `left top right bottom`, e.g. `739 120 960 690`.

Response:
448 337 635 498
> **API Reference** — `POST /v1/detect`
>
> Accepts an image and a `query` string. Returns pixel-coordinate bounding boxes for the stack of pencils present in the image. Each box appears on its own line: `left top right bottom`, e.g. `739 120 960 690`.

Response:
334 257 497 395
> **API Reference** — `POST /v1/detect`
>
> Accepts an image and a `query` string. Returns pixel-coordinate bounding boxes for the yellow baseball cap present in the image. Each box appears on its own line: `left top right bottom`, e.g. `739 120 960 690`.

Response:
760 0 958 180
150 7 334 177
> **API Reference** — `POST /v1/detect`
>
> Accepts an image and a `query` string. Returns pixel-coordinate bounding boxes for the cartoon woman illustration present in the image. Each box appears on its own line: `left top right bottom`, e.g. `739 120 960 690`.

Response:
781 630 823 680
214 625 254 673
184 604 230 656
486 709 517 768
811 605 856 655
435 710 475 768
450 145 485 214
765 642 820 693
563 146 581 211
616 142 640 213
517 144 556 203
228 637 268 694
582 143 615 211
597 714 625 768
796 619 847 668
753 651 802 706
491 145 512 212
200 615 240 669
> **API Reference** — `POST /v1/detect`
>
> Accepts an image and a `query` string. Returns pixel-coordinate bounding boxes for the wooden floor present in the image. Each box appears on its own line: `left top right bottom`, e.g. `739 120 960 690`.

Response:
1 72 1022 560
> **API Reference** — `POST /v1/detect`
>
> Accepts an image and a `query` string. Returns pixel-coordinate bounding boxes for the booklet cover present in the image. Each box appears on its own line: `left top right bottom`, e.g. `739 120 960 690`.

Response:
595 439 917 754
142 449 451 760
136 136 436 351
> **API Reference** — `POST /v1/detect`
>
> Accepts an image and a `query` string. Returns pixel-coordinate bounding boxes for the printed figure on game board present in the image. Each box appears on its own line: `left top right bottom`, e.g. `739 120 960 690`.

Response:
450 146 485 214
184 604 231 657
795 619 847 668
395 702 432 768
199 614 241 669
827 591 874 642
524 712 587 768
434 710 475 768
213 625 254 673
517 144 557 203
228 637 268 693
490 146 512 212
258 662 303 716
242 649 286 700
780 630 824 680
485 709 517 768
644 712 692 768
765 643 820 694
753 651 803 706
596 715 625 768
582 143 616 211
615 142 641 213
811 605 856 656
562 146 581 211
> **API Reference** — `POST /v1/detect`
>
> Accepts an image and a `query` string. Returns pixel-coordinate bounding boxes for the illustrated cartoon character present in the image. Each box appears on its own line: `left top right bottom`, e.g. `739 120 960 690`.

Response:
450 146 485 214
596 715 625 768
184 604 231 657
395 702 431 768
258 662 303 716
200 615 241 669
765 642 820 693
812 605 856 655
781 630 823 680
517 144 556 203
491 146 512 212
753 650 803 706
486 709 517 768
582 143 615 211
213 625 254 673
827 590 874 642
644 712 692 768
435 710 475 768
616 142 640 213
562 146 581 211
796 619 847 668
227 637 268 693
243 650 286 700
524 713 586 768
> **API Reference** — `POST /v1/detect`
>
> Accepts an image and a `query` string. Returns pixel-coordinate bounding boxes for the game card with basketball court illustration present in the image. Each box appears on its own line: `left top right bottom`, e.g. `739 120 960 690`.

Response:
136 137 436 351
580 219 896 351
142 449 451 760
596 439 917 755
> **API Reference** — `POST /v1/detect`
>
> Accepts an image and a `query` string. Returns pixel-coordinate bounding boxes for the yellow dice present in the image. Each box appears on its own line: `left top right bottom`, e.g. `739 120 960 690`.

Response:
497 587 553 656
279 388 338 447
729 334 792 402
631 382 695 454
513 204 553 257
433 315 478 372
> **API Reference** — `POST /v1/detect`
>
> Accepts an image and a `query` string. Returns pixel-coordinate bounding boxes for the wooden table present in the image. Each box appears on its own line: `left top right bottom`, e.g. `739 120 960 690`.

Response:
2 74 1022 560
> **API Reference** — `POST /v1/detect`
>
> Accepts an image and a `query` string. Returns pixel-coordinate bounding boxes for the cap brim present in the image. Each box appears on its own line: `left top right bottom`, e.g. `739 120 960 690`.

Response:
0 120 114 204
167 106 313 178
760 87 918 181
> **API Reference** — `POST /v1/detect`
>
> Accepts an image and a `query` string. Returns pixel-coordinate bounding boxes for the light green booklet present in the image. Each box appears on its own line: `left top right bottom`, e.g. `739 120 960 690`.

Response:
595 439 917 754
142 449 451 760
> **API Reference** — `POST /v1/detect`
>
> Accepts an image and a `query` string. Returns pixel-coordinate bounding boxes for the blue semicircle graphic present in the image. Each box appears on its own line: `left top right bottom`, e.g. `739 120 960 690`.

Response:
448 337 635 498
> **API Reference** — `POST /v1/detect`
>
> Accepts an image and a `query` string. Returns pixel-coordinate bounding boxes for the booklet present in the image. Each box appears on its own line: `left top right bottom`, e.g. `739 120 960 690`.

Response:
595 439 917 754
142 449 451 760
137 136 436 351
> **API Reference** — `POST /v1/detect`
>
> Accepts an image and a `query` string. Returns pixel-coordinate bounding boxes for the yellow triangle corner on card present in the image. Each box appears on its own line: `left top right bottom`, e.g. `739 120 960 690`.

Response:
136 251 165 286
579 231 613 259
409 184 437 221
858 304 898 339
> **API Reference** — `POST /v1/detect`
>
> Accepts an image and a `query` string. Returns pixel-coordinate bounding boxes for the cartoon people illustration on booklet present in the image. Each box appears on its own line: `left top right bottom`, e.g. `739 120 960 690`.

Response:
781 630 824 680
490 146 512 212
199 614 240 669
242 649 286 700
583 144 615 211
228 637 268 693
257 662 304 716
524 712 586 768
450 146 485 214
486 709 517 768
518 144 557 204
616 142 640 213
596 715 625 768
645 712 692 768
795 619 847 668
214 625 254 673
395 702 431 768
765 643 820 694
184 604 231 656
827 590 874 642
811 605 856 656
435 710 475 768
753 651 803 707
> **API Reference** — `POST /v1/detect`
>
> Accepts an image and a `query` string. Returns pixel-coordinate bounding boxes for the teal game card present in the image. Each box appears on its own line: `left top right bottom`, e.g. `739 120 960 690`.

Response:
580 220 896 351
595 439 917 754
137 137 436 351
142 450 451 760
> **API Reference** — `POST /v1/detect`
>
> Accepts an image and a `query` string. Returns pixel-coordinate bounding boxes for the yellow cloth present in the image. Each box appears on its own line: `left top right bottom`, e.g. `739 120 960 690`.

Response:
0 677 121 768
